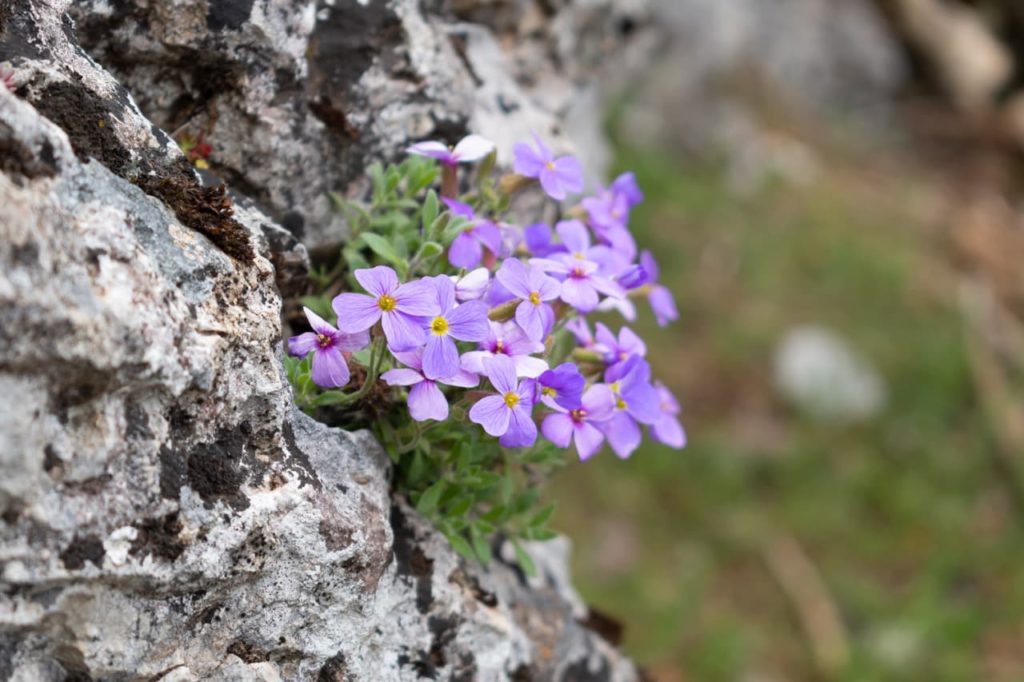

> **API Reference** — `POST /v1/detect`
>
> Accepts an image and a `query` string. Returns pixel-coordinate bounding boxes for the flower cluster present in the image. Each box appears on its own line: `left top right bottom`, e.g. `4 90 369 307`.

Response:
288 134 684 456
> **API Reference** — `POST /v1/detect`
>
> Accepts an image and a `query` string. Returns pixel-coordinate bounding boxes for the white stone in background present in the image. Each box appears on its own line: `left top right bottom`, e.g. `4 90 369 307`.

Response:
774 326 886 422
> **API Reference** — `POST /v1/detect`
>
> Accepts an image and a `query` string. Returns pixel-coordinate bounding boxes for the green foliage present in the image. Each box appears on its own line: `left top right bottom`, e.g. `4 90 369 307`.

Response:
287 154 560 572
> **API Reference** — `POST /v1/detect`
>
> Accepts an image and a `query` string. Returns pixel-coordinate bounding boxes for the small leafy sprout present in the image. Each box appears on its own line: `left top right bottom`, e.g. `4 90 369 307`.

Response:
286 132 685 571
176 130 213 169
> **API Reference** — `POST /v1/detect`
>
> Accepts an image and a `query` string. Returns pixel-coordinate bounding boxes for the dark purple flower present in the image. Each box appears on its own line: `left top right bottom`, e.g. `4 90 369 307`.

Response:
650 382 686 448
600 356 661 459
594 322 646 368
381 350 478 422
333 266 439 352
461 321 548 378
537 362 585 410
616 263 648 290
443 199 503 270
523 223 565 258
287 307 369 388
540 385 616 461
495 258 560 341
406 134 494 167
611 171 644 208
640 251 679 327
420 276 490 380
513 134 583 201
469 355 538 448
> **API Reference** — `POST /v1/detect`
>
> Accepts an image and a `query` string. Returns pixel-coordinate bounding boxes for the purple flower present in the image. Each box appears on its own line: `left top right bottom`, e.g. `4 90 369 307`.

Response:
523 223 565 258
513 134 584 201
600 356 661 459
287 307 370 388
611 171 644 208
582 189 630 233
640 251 679 327
495 258 560 341
382 350 478 422
566 317 600 351
531 222 623 313
541 385 616 461
442 199 503 270
616 263 648 290
420 276 490 380
406 134 494 167
450 267 490 302
469 355 538 448
333 266 440 352
537 362 585 410
461 321 549 378
650 382 687 448
594 323 646 368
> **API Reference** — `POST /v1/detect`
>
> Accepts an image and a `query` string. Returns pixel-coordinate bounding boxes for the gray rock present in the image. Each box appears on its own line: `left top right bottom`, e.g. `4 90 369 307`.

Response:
0 2 637 679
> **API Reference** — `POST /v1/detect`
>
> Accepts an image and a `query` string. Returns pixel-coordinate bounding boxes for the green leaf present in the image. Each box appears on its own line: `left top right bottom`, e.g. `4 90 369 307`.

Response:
416 481 445 516
445 495 473 518
470 526 492 565
530 503 556 529
512 540 537 577
422 190 439 230
361 232 402 266
447 532 475 560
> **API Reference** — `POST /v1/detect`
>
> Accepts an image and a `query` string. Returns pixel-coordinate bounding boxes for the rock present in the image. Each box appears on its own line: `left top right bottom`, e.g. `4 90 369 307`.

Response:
67 0 651 253
773 326 886 422
0 2 637 679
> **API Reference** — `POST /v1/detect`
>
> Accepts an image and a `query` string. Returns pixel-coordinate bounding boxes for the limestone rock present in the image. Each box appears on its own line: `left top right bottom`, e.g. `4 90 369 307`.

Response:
0 2 637 679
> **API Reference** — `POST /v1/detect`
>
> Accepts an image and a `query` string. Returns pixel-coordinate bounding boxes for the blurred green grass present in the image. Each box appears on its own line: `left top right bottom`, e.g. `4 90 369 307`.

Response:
550 142 1024 681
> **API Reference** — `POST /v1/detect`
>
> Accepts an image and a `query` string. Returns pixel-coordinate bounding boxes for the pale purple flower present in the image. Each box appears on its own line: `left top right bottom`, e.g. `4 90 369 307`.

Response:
287 307 369 388
566 317 600 350
537 362 585 410
611 171 644 208
600 356 661 459
582 189 630 233
495 258 560 341
381 350 478 422
541 385 616 461
420 276 490 380
594 323 646 368
531 222 623 313
406 134 494 167
449 267 490 302
333 266 439 352
443 198 503 270
640 251 679 327
513 134 583 201
469 355 538 448
461 321 548 378
651 382 686 448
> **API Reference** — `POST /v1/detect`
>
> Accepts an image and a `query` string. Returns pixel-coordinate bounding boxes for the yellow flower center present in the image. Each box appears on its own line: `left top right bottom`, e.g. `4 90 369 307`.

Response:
316 333 332 349
541 386 557 398
609 381 621 394
378 294 397 312
504 391 520 408
430 316 449 336
528 291 541 305
616 397 628 411
545 161 555 171
574 252 586 260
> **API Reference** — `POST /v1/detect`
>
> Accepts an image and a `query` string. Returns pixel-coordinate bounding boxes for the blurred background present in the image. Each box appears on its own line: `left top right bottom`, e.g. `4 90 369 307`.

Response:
550 1 1024 680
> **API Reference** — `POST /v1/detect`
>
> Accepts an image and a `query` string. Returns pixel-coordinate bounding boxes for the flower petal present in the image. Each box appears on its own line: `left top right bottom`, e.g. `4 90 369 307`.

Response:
446 300 490 342
431 274 456 314
422 335 460 381
334 328 370 353
652 415 687 449
553 156 583 193
560 277 599 312
640 250 659 282
392 349 423 371
469 395 511 436
395 278 441 317
495 258 532 299
542 413 574 448
460 350 490 375
452 267 490 301
619 326 647 357
513 354 549 379
573 422 606 461
555 219 590 254
381 368 424 387
288 332 319 358
602 412 641 459
649 285 679 327
513 142 546 177
382 311 426 352
408 381 449 421
303 306 336 335
439 369 479 388
582 384 616 422
311 348 350 388
354 265 399 297
333 293 382 333
448 231 483 270
538 167 566 201
500 406 538 448
515 300 545 342
452 134 495 162
407 140 451 160
482 354 518 395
